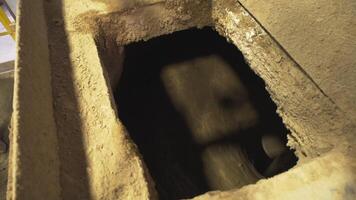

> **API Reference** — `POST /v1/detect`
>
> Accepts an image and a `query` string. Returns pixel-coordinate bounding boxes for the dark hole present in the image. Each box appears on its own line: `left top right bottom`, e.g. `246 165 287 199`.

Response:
114 28 297 200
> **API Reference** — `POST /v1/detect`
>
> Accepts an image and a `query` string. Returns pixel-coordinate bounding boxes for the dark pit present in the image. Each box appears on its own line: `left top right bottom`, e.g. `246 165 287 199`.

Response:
114 28 297 200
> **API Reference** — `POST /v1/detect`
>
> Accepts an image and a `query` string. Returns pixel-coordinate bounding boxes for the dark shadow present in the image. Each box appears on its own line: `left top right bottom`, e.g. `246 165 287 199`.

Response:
0 72 13 200
43 1 92 199
212 35 298 175
115 31 211 199
115 28 297 200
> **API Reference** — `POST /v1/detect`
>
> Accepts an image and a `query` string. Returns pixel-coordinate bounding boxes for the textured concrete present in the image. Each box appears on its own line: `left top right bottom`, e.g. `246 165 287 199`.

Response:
238 0 356 123
7 0 61 199
8 0 356 199
193 152 356 200
212 0 355 161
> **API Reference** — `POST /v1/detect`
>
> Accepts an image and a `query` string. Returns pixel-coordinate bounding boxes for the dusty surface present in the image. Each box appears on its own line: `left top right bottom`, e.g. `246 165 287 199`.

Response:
193 151 356 200
9 0 356 199
238 0 356 123
212 0 356 160
69 0 212 44
10 0 214 199
7 0 61 199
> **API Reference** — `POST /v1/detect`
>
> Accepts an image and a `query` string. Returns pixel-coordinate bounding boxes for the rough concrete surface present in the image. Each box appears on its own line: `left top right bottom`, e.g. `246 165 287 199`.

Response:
212 0 355 161
7 1 61 199
193 151 356 200
238 0 356 123
7 0 356 199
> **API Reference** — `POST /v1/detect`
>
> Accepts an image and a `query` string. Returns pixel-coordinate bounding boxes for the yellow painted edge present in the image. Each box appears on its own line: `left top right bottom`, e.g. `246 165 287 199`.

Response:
0 7 15 39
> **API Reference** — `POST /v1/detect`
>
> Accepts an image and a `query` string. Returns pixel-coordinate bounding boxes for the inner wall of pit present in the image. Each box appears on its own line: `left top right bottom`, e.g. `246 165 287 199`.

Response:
110 28 297 199
10 0 356 200
92 0 353 164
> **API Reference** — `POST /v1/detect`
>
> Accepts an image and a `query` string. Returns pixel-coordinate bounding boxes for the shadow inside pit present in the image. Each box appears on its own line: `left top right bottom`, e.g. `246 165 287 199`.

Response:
115 28 297 199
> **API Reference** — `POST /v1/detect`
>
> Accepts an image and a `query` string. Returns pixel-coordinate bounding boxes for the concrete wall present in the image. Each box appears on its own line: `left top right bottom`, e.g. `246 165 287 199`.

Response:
194 152 356 200
212 0 356 160
10 0 356 199
7 0 61 199
238 0 356 124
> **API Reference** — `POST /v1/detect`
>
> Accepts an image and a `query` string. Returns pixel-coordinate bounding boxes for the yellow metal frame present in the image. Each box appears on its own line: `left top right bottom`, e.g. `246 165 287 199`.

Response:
0 6 15 39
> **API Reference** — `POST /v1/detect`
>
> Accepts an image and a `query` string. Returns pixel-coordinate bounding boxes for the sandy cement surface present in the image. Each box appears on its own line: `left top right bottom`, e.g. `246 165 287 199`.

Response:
7 0 356 199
